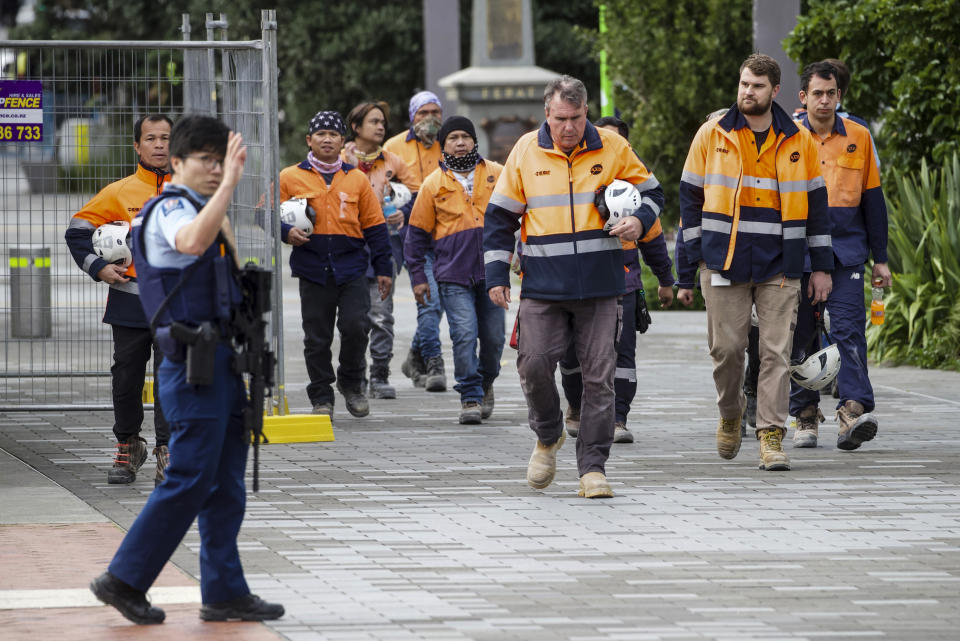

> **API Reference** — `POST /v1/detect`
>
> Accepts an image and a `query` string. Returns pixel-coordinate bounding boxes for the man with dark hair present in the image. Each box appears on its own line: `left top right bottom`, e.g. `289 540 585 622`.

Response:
384 90 448 392
281 110 393 418
90 114 284 625
678 53 833 471
65 114 173 486
406 116 505 424
484 75 663 498
790 61 889 450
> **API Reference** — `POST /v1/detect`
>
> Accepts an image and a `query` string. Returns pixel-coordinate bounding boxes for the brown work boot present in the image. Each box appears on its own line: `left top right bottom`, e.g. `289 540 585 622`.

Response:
578 471 613 498
565 406 581 438
716 415 742 459
758 427 791 471
613 421 634 443
792 406 823 448
107 436 148 484
153 445 169 487
836 400 878 451
527 430 566 489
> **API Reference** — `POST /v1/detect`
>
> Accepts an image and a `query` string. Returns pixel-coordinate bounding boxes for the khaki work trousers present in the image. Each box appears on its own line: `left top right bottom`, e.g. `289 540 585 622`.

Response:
699 269 800 433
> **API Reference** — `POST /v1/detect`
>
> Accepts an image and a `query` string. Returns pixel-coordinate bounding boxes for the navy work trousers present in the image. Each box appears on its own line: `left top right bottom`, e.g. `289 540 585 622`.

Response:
790 263 875 414
108 343 250 604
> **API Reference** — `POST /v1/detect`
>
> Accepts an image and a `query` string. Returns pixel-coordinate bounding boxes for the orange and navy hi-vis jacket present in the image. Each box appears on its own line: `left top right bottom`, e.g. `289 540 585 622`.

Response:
278 160 392 285
64 162 169 328
797 113 887 267
405 158 504 288
679 101 833 282
382 128 442 192
483 121 663 300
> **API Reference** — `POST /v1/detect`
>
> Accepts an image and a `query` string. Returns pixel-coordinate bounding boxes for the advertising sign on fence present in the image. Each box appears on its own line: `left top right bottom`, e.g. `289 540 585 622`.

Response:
0 80 43 142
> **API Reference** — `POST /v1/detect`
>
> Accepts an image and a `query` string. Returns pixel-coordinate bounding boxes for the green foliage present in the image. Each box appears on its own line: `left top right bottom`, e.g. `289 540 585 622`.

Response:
592 0 753 229
640 263 703 312
785 0 960 175
867 153 960 370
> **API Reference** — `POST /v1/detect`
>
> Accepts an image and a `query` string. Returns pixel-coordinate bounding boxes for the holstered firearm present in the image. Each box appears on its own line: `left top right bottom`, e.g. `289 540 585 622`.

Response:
230 263 275 492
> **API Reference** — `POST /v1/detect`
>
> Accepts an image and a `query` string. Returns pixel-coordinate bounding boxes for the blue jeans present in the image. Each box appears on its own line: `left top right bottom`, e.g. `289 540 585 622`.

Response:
410 251 443 359
438 281 505 402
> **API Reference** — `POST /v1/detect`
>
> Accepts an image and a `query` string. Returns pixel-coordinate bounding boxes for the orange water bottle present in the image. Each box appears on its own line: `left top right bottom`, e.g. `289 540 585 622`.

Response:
870 279 885 325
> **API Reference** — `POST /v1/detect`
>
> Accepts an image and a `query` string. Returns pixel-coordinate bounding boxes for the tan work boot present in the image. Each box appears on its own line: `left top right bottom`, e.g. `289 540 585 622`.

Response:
836 400 878 450
716 415 742 459
578 471 613 498
527 430 566 489
613 421 634 443
758 427 791 471
792 406 823 448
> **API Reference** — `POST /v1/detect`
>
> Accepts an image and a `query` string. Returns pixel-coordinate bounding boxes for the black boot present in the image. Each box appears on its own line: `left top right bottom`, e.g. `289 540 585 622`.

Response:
199 593 285 622
90 571 165 625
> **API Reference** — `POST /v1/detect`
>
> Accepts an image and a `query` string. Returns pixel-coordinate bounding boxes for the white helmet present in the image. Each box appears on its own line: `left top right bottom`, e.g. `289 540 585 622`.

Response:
389 182 413 209
600 179 641 232
790 343 841 391
280 197 316 234
92 221 132 268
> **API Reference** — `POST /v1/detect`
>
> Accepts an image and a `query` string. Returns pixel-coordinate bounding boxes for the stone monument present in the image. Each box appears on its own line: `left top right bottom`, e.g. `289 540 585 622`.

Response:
438 0 559 163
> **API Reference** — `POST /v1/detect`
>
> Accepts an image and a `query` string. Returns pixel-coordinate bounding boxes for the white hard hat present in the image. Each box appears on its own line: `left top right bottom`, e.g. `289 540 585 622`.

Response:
389 182 413 209
92 221 132 269
790 343 841 391
601 179 641 232
280 197 316 234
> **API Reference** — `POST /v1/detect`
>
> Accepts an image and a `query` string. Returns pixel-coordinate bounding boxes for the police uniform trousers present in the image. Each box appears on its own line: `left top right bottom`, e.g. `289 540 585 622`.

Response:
111 324 170 445
790 264 874 414
560 292 637 425
108 342 250 604
517 296 619 476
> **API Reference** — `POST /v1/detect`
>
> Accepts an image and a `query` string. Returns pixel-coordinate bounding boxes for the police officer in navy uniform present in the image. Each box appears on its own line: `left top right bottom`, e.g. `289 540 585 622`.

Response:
90 115 284 625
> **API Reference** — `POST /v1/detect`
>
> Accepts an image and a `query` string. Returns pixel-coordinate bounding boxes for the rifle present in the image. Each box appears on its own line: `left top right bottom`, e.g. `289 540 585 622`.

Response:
231 263 275 492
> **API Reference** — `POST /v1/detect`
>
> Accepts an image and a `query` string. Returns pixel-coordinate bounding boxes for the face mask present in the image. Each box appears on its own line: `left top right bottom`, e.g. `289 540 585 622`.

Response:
442 148 480 172
414 115 442 147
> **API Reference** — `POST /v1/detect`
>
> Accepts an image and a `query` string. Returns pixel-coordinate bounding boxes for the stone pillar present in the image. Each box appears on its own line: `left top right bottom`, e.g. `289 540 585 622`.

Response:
753 0 801 111
422 0 460 116
438 0 559 163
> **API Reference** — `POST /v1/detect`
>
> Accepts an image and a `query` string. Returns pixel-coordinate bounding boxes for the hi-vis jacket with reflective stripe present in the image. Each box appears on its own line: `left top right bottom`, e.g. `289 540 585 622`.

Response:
483 121 663 300
679 102 833 282
64 162 169 328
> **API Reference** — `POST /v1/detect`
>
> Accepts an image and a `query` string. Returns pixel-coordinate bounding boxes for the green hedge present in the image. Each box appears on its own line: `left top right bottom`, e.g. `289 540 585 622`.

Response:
867 152 960 370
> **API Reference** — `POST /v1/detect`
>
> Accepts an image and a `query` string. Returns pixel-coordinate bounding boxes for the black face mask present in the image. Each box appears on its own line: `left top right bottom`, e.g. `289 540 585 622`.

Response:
442 148 480 172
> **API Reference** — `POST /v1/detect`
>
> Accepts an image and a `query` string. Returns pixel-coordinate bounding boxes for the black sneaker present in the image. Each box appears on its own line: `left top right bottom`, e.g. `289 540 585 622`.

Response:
459 401 483 425
337 383 370 417
480 384 495 419
90 571 165 625
152 445 169 487
424 356 447 392
199 593 285 622
107 437 148 484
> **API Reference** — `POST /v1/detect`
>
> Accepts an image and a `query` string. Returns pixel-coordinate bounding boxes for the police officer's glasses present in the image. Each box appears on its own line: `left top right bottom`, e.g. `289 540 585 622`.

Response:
186 154 225 169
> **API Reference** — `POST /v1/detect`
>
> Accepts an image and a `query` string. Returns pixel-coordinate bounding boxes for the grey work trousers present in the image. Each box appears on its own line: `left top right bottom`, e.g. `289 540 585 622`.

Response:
516 296 620 476
367 276 395 369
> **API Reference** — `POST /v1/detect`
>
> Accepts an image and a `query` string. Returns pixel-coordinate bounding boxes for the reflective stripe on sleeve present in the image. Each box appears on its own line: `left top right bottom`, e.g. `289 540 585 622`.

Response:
109 281 139 295
704 173 739 189
682 225 702 239
484 250 513 265
634 175 660 192
68 218 96 230
807 234 832 248
641 196 661 216
489 192 527 214
783 226 806 240
82 254 100 271
681 170 704 188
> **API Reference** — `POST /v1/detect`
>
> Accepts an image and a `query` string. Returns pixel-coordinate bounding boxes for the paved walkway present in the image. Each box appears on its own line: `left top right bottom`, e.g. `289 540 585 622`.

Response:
2 267 960 640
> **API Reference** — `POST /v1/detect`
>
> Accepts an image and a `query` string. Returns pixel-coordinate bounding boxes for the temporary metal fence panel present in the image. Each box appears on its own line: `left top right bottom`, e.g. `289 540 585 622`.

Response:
0 10 284 411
